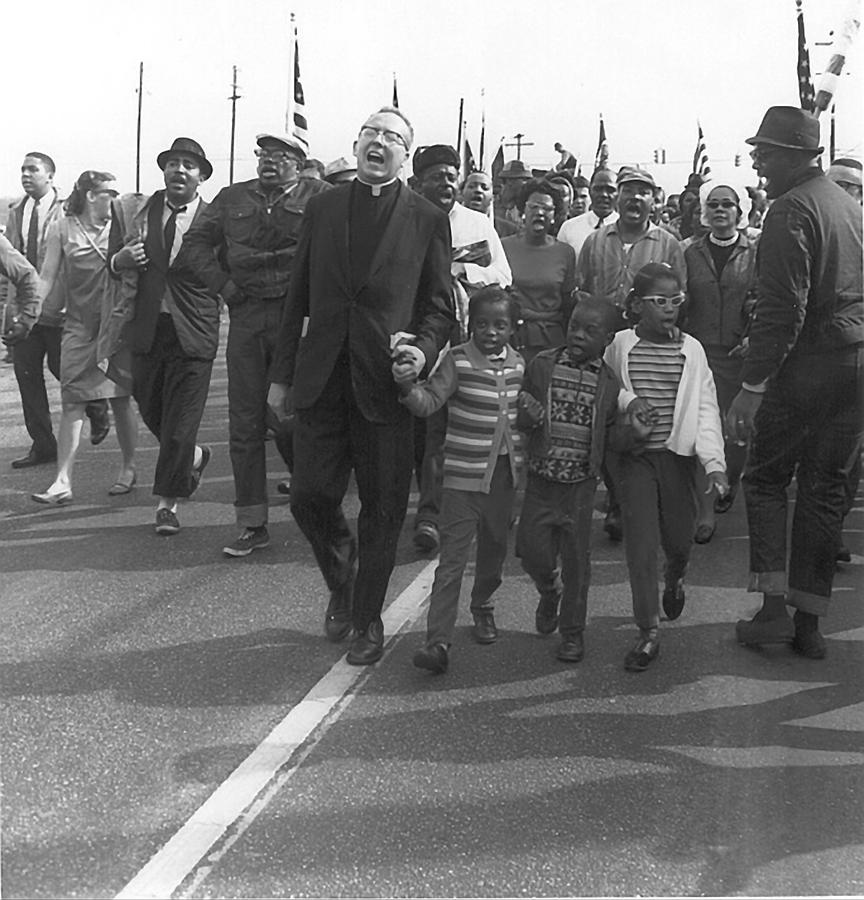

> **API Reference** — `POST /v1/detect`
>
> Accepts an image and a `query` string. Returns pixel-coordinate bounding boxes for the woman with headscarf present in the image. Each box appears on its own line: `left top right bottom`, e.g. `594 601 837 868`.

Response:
683 178 758 542
31 171 138 504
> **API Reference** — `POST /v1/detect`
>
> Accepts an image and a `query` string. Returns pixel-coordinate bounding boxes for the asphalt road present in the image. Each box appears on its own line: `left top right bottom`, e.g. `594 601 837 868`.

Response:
1 326 862 899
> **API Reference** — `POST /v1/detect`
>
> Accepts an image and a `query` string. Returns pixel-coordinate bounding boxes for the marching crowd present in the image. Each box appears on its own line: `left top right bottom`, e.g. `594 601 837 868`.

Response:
0 103 861 675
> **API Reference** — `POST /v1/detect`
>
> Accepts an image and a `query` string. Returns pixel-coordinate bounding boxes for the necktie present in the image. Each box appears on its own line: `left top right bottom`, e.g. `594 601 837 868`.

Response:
594 216 604 230
26 199 39 267
163 203 186 266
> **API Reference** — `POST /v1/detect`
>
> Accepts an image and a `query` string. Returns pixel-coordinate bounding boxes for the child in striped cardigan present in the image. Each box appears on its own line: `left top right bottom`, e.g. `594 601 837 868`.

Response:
393 285 524 674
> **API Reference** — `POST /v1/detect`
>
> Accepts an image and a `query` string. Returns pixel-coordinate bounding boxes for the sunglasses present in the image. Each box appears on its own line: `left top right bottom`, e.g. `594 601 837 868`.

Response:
706 199 738 209
641 293 685 308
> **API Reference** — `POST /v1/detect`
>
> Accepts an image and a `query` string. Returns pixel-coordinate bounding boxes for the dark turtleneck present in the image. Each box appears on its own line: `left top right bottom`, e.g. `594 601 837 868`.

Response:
349 178 401 286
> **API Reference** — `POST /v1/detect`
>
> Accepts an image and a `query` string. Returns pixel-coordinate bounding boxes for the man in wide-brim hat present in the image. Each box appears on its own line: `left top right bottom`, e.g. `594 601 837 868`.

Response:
108 136 219 536
728 106 863 659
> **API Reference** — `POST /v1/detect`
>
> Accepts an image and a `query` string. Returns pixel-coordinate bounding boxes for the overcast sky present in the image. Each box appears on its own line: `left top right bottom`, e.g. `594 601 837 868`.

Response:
2 0 861 199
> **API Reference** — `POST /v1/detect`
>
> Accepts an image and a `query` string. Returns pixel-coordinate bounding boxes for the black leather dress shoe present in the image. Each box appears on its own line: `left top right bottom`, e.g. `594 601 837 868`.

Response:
346 618 384 665
324 582 354 643
12 450 56 469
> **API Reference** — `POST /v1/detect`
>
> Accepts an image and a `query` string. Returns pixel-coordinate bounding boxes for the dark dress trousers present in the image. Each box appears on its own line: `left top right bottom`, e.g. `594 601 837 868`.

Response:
109 191 220 498
270 180 454 629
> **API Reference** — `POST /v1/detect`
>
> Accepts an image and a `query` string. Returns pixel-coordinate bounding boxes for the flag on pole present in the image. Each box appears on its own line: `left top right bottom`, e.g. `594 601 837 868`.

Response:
594 115 609 170
463 137 477 178
288 16 309 150
693 122 711 177
813 2 862 117
392 73 399 108
479 91 486 170
796 0 815 112
491 141 505 181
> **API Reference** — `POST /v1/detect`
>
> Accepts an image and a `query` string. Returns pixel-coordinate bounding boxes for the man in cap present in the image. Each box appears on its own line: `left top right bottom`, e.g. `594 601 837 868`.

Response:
108 138 220 535
576 165 685 542
576 166 685 314
182 132 329 555
411 144 512 553
728 106 863 659
557 167 620 258
267 107 454 665
0 151 110 469
827 157 862 205
495 159 532 237
323 157 357 185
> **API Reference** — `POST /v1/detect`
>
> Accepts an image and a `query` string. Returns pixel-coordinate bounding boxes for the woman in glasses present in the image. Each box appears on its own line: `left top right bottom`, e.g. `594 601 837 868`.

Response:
604 262 728 670
31 171 138 504
683 180 759 542
501 178 576 363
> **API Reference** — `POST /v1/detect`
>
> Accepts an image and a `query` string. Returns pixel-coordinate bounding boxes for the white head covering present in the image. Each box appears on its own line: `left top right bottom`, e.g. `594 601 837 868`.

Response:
699 178 753 230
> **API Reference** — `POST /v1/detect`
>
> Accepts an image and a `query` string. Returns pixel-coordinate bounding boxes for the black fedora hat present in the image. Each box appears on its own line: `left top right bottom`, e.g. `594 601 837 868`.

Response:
156 137 213 179
745 106 823 153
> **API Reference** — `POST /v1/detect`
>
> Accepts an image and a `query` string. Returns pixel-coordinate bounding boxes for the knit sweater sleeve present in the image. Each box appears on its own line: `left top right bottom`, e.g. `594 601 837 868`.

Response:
399 349 459 417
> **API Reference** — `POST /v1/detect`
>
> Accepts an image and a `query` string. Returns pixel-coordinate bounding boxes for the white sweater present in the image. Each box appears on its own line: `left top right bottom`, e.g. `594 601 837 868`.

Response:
604 328 727 475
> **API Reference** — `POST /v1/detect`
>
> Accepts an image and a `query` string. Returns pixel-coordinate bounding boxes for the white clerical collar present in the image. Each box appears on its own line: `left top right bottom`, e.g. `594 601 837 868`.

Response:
356 176 399 197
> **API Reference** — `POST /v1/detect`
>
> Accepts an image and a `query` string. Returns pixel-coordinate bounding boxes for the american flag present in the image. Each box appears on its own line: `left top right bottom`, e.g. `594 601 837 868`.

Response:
693 123 711 177
463 137 477 178
797 0 815 112
288 17 309 150
594 115 608 170
490 142 505 182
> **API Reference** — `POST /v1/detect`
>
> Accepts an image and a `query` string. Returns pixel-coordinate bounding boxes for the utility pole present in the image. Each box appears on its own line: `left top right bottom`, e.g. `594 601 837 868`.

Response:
505 133 534 160
229 66 241 185
135 62 143 194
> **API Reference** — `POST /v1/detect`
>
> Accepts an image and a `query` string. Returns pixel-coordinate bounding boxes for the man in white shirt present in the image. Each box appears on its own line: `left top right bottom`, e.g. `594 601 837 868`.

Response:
412 144 512 552
557 167 619 258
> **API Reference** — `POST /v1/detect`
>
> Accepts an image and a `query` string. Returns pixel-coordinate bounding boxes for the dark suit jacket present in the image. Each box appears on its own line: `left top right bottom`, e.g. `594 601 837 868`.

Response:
270 181 455 424
108 191 220 360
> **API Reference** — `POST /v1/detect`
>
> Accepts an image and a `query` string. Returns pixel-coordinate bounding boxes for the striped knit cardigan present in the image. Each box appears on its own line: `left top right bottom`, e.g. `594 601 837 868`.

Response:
401 340 525 493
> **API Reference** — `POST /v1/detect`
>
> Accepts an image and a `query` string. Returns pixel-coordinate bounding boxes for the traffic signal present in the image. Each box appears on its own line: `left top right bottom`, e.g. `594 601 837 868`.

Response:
653 150 659 164
734 153 741 167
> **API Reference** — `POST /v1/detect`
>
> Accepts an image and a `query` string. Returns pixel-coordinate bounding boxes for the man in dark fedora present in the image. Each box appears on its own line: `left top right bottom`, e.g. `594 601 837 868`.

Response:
109 137 220 535
728 106 863 659
494 159 532 237
182 132 329 556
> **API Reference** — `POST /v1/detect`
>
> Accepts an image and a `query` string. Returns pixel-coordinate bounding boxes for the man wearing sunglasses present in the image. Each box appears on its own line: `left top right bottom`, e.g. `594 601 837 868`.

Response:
181 133 329 557
729 106 863 660
268 107 454 665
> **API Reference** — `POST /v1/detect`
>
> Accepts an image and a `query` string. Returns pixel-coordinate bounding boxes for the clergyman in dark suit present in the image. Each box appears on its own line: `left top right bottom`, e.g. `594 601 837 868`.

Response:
109 138 220 536
268 107 455 666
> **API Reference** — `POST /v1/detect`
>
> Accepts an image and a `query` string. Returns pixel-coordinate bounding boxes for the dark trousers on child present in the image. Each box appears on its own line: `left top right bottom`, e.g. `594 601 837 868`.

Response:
608 449 696 638
517 473 597 636
426 455 514 647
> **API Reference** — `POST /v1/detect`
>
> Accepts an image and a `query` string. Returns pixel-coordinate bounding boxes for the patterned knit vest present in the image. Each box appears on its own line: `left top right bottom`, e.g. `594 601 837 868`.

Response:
442 343 525 494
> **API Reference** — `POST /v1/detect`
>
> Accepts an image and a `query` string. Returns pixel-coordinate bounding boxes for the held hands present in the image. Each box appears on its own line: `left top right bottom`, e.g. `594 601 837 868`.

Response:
1 319 28 347
626 396 658 440
113 237 148 271
706 470 730 497
389 334 425 392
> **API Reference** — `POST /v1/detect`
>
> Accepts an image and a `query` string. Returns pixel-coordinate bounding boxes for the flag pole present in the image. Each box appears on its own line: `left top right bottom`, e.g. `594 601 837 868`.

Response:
135 61 143 194
286 12 295 133
479 89 486 170
229 65 240 185
456 98 464 155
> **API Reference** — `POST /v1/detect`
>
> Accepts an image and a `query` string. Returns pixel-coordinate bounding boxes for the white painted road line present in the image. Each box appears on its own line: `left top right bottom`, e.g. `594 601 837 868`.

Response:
115 560 438 900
